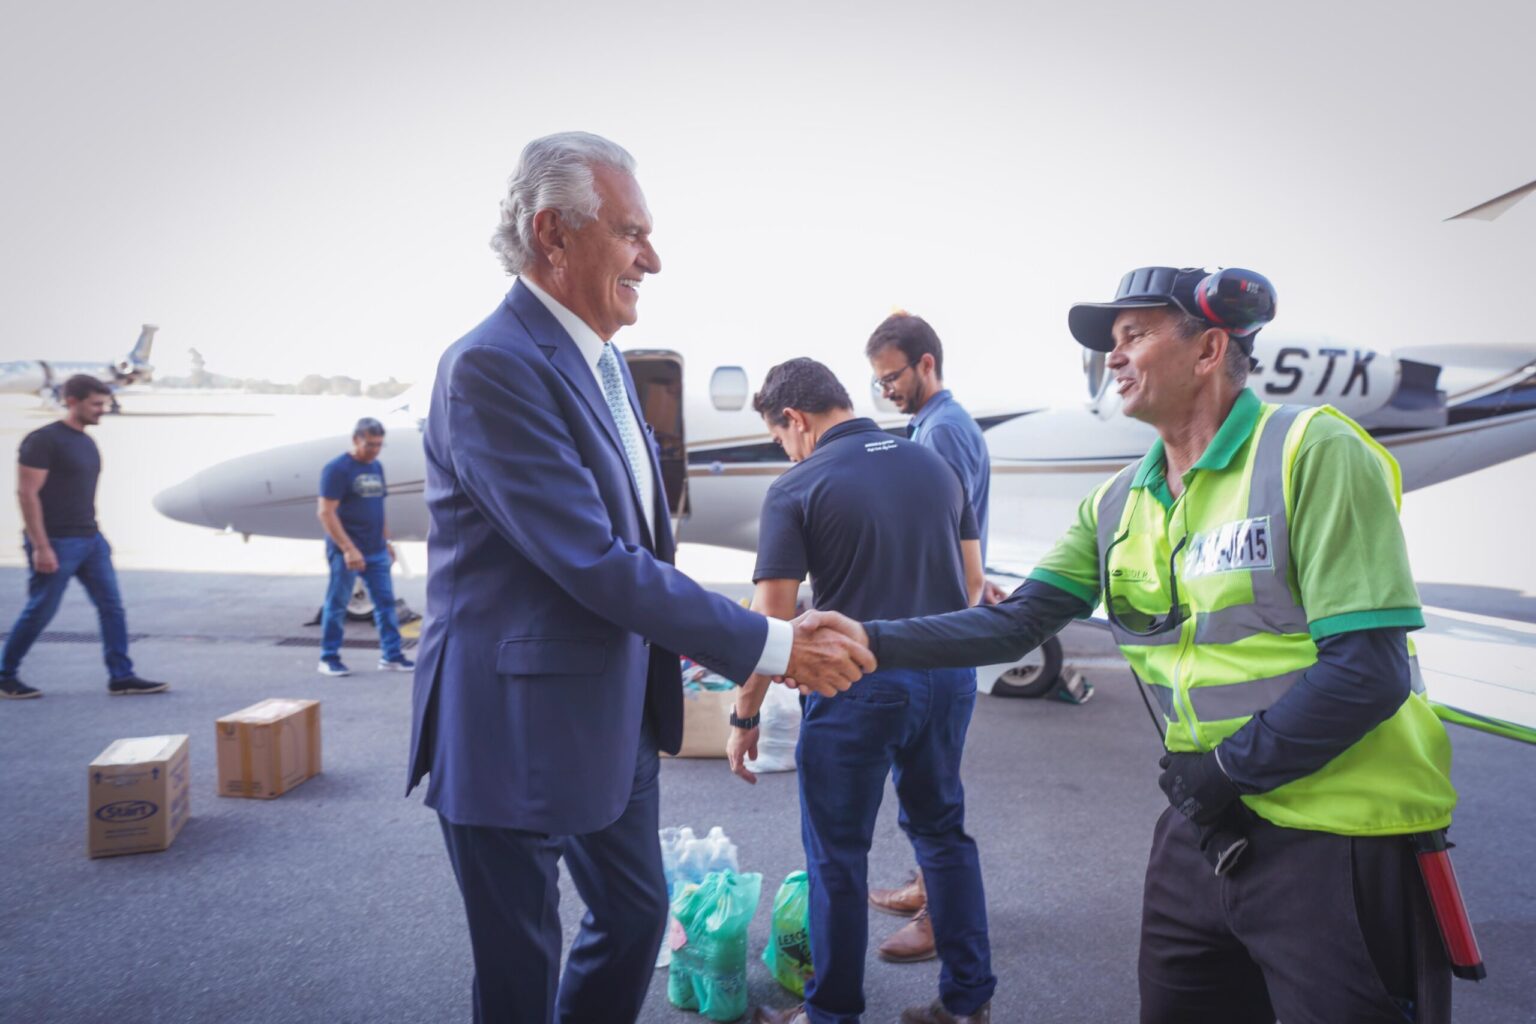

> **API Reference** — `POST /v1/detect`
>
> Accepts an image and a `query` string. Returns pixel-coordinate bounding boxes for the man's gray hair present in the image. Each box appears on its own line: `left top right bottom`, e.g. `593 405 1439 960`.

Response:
353 417 386 438
1173 310 1251 387
489 132 638 276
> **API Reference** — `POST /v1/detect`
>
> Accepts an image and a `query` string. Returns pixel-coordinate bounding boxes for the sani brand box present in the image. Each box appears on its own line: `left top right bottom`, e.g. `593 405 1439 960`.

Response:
215 699 322 799
88 734 191 858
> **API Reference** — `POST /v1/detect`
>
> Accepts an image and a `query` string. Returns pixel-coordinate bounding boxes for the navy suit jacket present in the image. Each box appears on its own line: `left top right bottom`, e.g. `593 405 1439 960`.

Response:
407 281 768 835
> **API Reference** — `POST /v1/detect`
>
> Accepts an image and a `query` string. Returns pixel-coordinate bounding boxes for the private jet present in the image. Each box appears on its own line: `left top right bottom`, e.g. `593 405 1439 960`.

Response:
0 324 158 408
153 331 1536 743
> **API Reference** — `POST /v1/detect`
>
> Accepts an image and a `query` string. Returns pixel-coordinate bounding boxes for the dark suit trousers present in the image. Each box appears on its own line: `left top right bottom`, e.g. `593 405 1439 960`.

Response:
438 721 669 1024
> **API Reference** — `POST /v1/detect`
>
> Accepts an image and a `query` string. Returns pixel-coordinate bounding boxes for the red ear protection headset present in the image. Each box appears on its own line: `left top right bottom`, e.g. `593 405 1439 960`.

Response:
1190 268 1277 338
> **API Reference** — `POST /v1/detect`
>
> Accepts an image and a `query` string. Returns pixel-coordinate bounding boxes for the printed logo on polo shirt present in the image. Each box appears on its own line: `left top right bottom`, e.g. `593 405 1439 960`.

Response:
1182 516 1273 579
863 439 898 453
352 473 385 499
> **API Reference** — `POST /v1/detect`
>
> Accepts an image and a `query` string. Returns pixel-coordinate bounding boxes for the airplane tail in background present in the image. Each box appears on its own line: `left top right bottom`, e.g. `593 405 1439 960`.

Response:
114 323 158 385
129 324 158 365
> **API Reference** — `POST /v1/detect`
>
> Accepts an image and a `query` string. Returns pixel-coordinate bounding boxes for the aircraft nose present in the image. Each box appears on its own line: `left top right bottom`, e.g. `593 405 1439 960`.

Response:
153 476 210 528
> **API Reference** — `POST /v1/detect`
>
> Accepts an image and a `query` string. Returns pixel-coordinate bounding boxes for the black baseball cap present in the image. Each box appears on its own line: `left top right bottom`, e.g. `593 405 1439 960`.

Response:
1068 267 1207 353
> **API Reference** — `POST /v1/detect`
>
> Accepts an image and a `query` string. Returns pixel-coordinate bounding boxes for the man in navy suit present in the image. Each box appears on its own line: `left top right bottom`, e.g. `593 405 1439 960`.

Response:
407 132 876 1024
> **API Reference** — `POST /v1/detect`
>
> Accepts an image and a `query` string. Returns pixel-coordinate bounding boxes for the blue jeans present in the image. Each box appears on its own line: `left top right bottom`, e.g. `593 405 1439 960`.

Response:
320 548 402 661
797 667 996 1024
2 533 134 682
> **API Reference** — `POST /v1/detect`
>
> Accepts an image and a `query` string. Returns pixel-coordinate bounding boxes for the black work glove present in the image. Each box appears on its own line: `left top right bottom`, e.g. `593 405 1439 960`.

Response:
1196 807 1253 876
1158 751 1241 827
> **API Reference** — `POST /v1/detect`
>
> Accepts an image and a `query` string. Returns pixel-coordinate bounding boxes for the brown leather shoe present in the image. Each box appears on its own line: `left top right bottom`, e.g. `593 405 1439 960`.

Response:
869 868 926 916
878 906 937 962
750 1006 808 1024
899 998 991 1024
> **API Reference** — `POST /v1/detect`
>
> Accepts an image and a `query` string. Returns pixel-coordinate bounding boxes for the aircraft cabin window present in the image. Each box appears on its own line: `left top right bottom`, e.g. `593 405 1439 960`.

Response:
709 366 749 411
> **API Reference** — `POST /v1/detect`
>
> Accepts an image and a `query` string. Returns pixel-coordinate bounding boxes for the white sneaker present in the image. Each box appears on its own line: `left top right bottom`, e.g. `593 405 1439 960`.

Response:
317 658 351 677
378 655 416 672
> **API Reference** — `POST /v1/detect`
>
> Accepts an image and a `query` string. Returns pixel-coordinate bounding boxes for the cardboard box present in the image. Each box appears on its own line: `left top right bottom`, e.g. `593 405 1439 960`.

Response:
216 699 322 799
88 734 191 858
668 686 735 759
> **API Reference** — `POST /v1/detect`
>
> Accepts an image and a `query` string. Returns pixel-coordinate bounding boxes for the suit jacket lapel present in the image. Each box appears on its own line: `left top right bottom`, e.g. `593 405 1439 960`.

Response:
507 282 656 544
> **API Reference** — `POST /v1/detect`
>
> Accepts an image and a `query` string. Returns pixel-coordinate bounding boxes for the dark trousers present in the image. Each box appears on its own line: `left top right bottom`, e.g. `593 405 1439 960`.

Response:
437 722 669 1024
1139 806 1450 1024
320 548 402 661
2 534 133 681
797 667 996 1024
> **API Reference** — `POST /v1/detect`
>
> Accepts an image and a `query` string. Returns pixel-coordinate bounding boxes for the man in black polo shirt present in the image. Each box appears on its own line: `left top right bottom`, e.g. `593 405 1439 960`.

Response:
731 358 994 1024
1 375 167 699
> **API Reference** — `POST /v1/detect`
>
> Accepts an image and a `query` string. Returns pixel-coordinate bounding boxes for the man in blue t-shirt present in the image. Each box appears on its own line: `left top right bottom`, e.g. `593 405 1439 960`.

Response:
316 417 412 677
731 359 995 1024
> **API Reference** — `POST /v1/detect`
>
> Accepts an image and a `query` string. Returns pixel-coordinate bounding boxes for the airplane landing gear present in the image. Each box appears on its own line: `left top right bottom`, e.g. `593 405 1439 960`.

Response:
987 635 1065 698
346 578 374 620
345 578 420 624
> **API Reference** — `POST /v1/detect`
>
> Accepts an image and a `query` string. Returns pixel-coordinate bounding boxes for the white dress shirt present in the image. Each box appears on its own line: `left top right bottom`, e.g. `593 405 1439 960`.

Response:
520 277 792 677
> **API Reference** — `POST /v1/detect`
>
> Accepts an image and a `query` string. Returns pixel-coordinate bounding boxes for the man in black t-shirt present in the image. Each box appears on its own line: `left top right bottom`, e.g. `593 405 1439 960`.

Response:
1 375 167 699
731 359 995 1024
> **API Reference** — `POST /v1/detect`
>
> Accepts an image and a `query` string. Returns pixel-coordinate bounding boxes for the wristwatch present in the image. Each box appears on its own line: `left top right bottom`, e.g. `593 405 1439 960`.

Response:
729 710 760 730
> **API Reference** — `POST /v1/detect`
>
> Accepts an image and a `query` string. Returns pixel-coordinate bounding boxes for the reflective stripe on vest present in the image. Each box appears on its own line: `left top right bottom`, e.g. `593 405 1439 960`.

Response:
1183 655 1425 722
1188 668 1305 720
1094 468 1183 648
1195 404 1310 645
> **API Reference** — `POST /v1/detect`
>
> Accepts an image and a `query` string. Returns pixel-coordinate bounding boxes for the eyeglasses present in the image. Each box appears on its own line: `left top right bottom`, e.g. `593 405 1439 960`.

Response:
872 361 917 391
1101 528 1188 637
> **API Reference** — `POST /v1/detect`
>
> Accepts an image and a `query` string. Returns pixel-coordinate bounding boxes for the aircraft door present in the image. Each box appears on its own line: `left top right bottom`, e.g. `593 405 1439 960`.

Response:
622 350 689 527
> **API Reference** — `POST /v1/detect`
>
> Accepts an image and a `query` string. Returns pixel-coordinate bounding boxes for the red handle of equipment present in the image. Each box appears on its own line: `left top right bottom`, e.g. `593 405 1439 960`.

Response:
1414 832 1487 981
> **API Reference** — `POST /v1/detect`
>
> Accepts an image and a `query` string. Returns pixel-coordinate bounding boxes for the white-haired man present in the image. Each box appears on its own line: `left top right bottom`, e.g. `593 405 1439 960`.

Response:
407 133 874 1024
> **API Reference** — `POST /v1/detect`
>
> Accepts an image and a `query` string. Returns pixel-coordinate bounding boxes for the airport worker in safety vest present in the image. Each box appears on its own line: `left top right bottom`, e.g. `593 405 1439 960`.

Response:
797 266 1459 1024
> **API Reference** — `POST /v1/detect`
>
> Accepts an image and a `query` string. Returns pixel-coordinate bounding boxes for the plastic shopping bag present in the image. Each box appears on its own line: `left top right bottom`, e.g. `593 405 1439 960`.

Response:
745 680 801 774
667 870 763 1022
762 870 814 996
658 827 743 968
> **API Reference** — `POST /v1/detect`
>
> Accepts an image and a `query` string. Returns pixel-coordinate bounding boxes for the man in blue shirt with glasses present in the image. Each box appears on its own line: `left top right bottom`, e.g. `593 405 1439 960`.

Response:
865 311 1005 962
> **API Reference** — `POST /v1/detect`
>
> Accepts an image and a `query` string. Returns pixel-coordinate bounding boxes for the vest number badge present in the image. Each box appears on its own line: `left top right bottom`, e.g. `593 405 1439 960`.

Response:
1183 516 1273 579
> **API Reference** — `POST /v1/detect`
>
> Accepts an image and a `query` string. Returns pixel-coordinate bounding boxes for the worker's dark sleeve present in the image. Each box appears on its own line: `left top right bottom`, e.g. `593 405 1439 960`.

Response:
1215 627 1412 794
864 579 1088 669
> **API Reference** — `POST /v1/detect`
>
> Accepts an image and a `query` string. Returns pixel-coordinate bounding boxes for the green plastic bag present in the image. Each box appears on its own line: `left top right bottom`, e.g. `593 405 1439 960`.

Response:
762 870 814 996
668 870 763 1022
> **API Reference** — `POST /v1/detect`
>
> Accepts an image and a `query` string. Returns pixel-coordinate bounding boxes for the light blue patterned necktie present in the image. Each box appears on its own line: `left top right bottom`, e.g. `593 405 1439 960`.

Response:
597 342 647 502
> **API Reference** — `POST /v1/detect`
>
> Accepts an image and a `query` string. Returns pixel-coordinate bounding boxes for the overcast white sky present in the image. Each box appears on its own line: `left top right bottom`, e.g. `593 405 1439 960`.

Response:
2 1 1533 408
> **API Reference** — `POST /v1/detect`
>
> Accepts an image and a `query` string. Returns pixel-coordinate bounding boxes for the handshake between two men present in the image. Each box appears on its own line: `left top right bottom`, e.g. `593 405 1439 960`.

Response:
729 609 872 787
778 609 873 696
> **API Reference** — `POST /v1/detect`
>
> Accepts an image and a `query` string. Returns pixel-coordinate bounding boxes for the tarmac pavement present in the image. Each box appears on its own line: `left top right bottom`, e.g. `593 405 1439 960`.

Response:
1 568 1532 1023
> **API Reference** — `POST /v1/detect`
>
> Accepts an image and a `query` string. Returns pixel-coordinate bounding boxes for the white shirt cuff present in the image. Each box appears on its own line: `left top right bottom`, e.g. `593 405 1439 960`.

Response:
752 617 793 678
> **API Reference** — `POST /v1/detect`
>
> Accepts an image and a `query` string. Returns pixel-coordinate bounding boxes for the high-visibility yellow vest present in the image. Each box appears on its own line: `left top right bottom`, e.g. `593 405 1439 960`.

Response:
1095 403 1455 836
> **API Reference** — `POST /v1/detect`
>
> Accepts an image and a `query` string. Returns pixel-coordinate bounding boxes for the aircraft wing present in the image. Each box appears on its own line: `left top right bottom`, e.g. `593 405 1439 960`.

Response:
1417 607 1536 745
1444 178 1536 222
